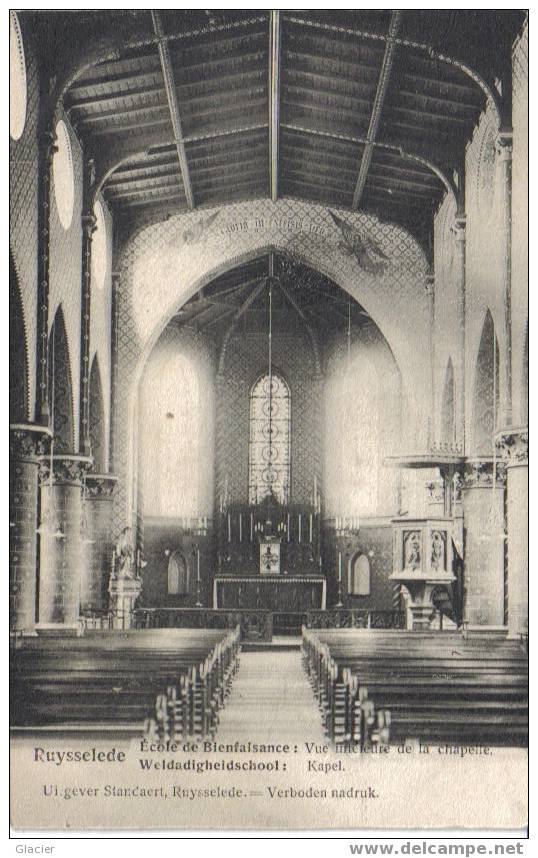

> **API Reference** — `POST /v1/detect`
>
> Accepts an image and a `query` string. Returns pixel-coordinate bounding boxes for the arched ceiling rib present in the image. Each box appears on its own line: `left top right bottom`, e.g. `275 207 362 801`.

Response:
24 9 525 242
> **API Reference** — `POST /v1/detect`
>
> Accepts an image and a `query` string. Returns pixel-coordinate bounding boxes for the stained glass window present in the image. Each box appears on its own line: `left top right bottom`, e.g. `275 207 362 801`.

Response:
249 372 290 505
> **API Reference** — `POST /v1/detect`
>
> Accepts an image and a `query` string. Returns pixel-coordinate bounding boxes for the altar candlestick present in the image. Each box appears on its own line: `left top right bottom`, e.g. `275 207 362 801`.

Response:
111 552 115 574
298 514 302 543
227 513 231 543
136 549 140 569
309 513 313 543
287 513 290 542
239 513 242 542
250 513 254 541
197 549 201 582
338 552 342 583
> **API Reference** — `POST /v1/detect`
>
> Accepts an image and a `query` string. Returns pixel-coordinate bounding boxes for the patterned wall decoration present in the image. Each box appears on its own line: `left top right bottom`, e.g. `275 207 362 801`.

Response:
89 192 113 469
48 104 84 451
9 24 39 419
216 327 320 508
432 191 461 440
10 259 29 422
89 355 105 472
48 306 74 454
511 21 529 426
112 199 432 540
471 310 499 456
440 358 455 444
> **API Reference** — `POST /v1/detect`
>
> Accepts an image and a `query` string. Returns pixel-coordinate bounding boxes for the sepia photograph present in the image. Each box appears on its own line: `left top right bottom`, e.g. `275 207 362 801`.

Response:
9 6 528 835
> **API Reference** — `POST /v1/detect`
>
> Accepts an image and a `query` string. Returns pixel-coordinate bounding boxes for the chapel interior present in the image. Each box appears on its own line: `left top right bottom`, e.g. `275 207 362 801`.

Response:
10 10 528 747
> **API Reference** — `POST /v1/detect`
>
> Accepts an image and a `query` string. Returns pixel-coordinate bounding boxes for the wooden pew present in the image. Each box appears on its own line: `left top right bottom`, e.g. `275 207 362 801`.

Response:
11 627 240 739
302 628 528 747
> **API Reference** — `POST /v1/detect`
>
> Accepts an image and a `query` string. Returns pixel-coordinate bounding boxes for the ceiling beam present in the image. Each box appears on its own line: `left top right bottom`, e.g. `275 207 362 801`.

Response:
283 13 502 124
269 11 282 202
151 10 195 210
352 11 401 209
281 122 457 200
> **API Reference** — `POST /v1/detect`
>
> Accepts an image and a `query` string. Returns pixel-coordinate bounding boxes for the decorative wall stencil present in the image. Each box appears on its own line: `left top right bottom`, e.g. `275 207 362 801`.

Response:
477 125 497 216
9 38 39 418
9 258 29 422
216 327 320 510
472 310 499 456
440 358 455 444
48 307 75 454
113 198 431 535
329 210 390 274
89 356 105 472
178 210 220 247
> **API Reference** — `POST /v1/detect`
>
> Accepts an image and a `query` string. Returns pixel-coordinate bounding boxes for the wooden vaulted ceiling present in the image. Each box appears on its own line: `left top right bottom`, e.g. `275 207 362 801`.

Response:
170 254 370 339
26 9 525 249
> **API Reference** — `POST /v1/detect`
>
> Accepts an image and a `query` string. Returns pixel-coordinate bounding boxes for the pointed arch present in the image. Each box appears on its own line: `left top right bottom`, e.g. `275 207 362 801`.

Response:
89 355 105 472
348 554 371 597
472 310 499 456
167 551 190 596
48 306 74 453
9 251 29 422
440 357 455 444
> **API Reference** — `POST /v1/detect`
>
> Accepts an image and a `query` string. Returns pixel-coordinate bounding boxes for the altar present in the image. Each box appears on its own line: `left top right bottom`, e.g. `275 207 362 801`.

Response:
213 575 326 611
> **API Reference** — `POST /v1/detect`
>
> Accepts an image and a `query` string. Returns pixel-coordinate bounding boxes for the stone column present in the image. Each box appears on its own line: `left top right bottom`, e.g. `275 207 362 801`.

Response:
454 214 466 446
79 196 96 457
80 474 118 614
496 428 528 638
462 459 506 627
36 128 56 423
496 132 513 427
10 424 52 632
37 454 92 630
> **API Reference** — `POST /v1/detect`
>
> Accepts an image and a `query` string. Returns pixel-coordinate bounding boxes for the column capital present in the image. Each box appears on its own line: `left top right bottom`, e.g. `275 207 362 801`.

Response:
10 423 52 462
424 272 435 296
85 473 118 498
462 457 506 489
39 454 93 486
81 212 97 238
453 213 466 239
495 427 528 467
38 127 57 163
495 130 513 159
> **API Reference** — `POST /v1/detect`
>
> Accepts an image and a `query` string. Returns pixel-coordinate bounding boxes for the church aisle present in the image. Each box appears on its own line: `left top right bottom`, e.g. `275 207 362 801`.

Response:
216 650 326 743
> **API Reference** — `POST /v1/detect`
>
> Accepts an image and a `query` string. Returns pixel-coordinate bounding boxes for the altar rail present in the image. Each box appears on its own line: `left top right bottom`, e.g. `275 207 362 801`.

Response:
133 608 273 642
306 609 406 630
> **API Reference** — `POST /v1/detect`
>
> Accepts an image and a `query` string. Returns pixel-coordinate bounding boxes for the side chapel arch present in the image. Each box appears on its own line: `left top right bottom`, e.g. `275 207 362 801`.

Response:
471 309 499 456
89 355 106 472
48 305 75 453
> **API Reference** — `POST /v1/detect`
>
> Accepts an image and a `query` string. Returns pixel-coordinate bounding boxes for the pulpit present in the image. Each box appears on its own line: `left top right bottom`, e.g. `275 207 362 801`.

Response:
390 517 455 630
